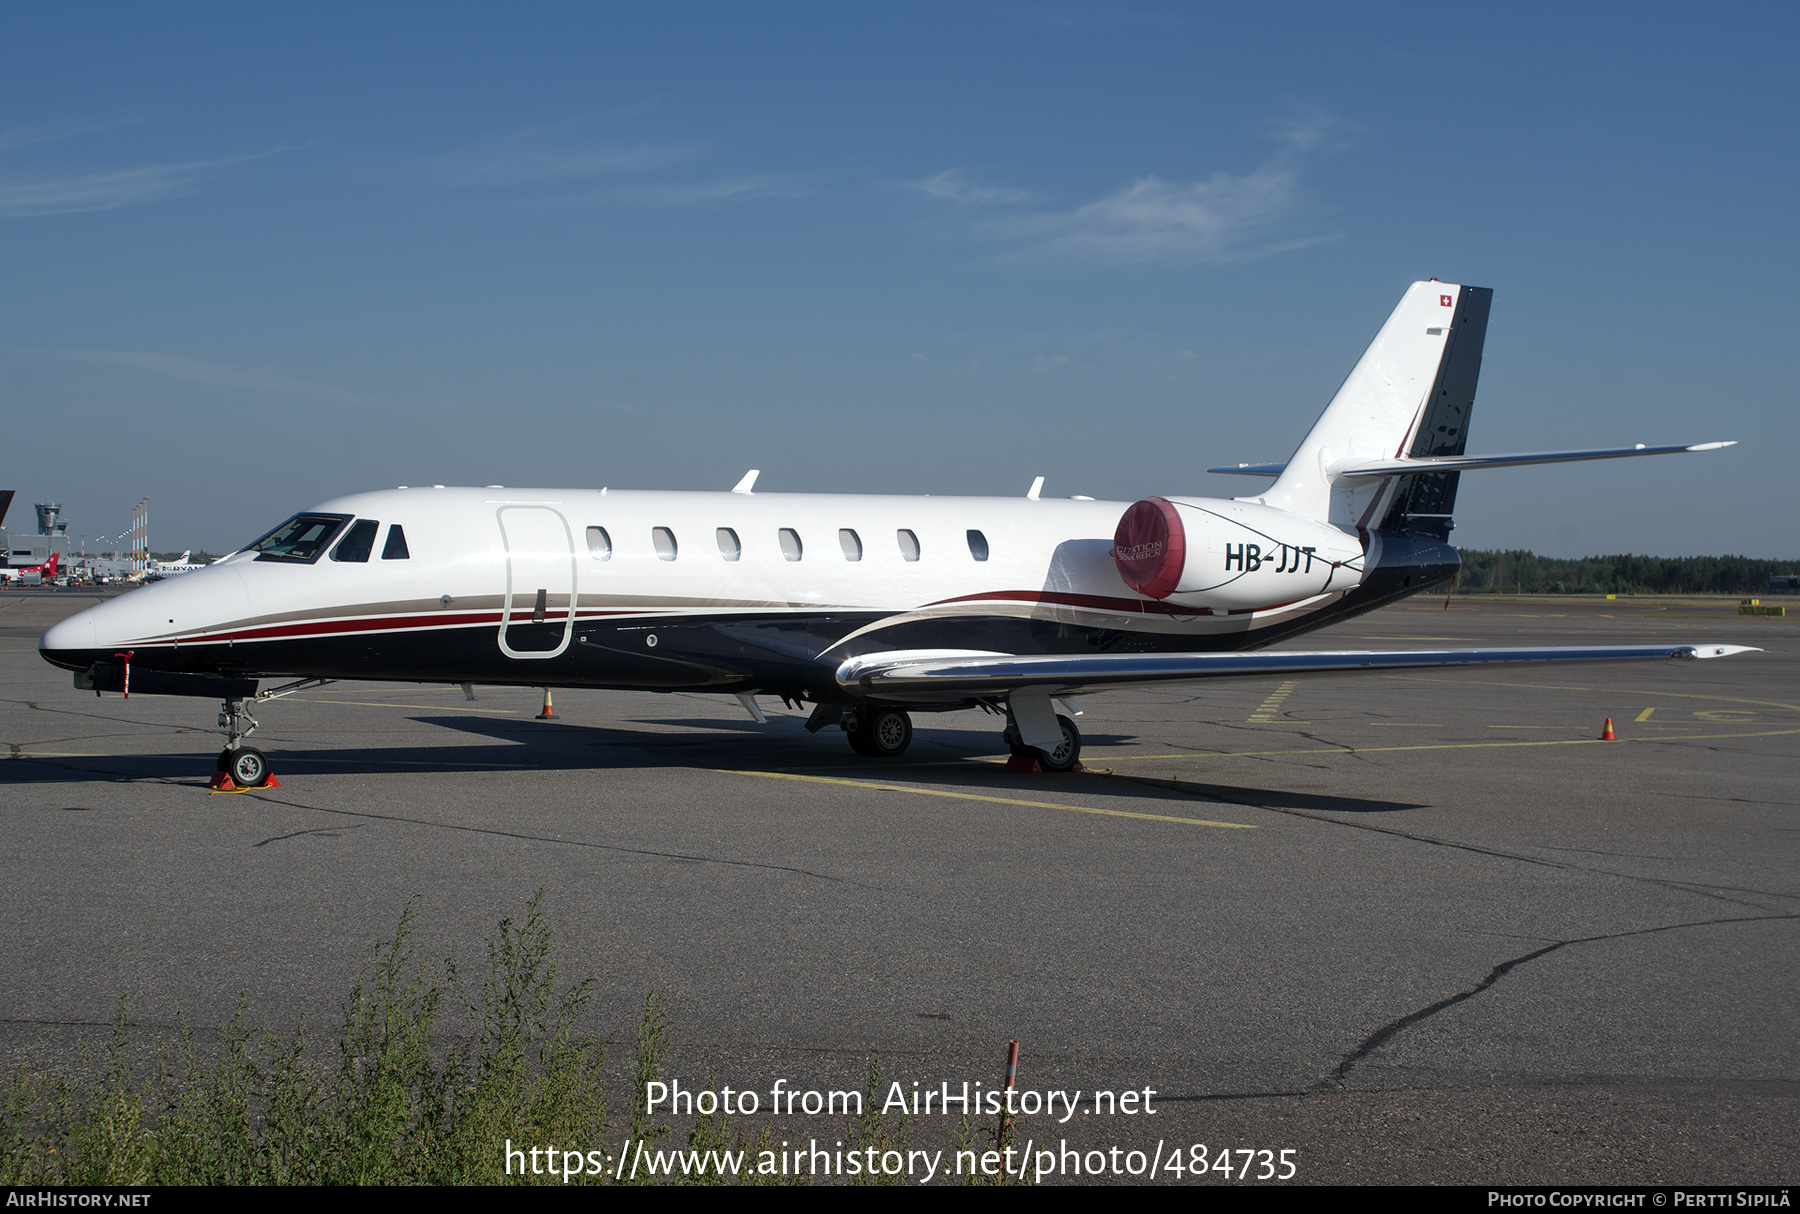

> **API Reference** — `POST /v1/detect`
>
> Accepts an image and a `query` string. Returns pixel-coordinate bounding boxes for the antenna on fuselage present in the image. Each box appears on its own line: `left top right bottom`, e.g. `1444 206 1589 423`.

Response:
1026 476 1044 501
732 470 760 494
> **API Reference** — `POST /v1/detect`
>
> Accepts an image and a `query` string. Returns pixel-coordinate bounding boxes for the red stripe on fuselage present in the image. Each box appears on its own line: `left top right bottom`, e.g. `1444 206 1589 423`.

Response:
126 608 655 648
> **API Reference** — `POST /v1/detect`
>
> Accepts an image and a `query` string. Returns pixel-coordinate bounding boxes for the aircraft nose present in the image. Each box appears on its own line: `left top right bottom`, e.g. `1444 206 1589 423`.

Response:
38 564 251 674
39 614 99 671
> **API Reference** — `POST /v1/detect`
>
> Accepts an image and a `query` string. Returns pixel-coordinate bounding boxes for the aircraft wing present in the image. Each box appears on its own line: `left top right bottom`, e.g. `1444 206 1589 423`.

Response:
835 644 1758 698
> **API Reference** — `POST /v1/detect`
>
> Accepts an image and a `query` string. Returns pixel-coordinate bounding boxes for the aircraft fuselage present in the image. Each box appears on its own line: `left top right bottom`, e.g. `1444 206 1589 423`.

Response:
37 486 1456 709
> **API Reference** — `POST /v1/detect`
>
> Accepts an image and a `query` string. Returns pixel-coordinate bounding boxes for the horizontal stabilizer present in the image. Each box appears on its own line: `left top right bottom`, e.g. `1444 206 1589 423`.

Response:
1336 441 1735 480
1208 462 1288 477
837 645 1758 698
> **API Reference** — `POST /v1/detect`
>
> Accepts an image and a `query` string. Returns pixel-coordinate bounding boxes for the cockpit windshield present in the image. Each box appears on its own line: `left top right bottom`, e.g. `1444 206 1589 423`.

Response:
248 513 353 563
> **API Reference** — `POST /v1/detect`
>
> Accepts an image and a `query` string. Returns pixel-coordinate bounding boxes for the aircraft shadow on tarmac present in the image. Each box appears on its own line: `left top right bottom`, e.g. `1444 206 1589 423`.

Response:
5 712 1433 813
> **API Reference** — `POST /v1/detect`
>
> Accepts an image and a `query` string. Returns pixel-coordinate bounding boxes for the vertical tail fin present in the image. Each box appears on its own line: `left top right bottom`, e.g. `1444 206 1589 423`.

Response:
1260 281 1492 534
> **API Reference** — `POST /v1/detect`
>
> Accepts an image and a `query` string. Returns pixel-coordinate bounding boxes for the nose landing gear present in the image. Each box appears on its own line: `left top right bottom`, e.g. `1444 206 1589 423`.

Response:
211 697 275 791
206 678 331 792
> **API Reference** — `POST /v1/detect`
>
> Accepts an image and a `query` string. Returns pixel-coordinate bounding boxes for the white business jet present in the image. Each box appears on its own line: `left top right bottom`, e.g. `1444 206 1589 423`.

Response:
39 282 1750 789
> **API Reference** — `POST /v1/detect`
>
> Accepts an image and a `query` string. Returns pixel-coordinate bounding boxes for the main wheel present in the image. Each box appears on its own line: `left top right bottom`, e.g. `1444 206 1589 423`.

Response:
848 708 913 757
1035 714 1082 772
227 746 270 788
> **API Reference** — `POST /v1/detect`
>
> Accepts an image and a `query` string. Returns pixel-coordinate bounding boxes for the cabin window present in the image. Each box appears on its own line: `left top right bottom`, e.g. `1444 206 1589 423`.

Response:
717 528 741 561
586 527 612 559
896 529 920 562
779 528 803 561
330 519 380 563
249 513 352 564
966 530 989 561
839 529 862 561
652 527 678 561
381 525 410 560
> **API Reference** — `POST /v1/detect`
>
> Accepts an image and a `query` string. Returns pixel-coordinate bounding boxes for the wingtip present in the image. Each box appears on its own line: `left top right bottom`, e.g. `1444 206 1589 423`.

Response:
1674 644 1761 660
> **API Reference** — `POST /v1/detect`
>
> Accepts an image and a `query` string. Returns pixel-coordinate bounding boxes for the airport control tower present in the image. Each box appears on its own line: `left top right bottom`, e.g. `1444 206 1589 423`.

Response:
0 495 74 568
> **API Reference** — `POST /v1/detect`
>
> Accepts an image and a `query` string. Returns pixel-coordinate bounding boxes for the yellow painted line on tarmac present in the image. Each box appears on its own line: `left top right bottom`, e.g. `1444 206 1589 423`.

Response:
8 751 114 757
1636 707 1657 722
1087 725 1800 762
724 769 1256 830
1377 675 1800 715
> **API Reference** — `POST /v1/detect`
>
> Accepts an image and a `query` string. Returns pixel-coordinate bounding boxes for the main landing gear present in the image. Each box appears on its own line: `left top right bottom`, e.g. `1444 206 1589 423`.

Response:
843 707 914 757
1003 711 1083 773
824 699 1084 772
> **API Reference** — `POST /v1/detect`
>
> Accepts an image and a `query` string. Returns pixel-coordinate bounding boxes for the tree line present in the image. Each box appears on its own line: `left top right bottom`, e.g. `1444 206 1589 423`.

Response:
1452 549 1798 596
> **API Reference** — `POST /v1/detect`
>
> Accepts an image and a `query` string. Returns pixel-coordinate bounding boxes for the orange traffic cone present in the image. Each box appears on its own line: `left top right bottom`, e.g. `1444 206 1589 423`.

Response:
1601 717 1615 740
537 688 557 720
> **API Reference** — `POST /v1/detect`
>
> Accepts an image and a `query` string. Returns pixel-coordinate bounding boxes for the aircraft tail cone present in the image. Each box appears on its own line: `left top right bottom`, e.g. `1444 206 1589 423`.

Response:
537 688 557 720
1601 717 1615 741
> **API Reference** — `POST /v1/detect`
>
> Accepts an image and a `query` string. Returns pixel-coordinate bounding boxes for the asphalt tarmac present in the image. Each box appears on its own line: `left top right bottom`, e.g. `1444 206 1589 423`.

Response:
2 588 1795 1185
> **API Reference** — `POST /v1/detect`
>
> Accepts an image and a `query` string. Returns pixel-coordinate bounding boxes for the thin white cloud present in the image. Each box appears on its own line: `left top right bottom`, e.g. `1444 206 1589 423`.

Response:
426 126 695 189
614 175 806 205
51 349 389 408
0 150 279 218
905 170 1038 206
0 115 139 153
427 122 801 208
1014 164 1321 263
1026 4 1197 28
916 116 1342 264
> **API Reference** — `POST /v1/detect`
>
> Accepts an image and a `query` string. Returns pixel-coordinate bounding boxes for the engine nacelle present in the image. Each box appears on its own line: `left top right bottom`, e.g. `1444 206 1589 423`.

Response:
1113 496 1365 610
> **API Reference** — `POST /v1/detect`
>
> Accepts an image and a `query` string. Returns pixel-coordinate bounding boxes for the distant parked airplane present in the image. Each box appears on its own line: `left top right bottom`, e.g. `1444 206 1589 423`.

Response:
1 552 59 586
146 551 206 579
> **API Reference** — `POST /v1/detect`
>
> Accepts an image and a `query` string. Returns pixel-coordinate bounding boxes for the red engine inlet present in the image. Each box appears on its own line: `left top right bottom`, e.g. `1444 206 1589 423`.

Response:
1113 497 1186 599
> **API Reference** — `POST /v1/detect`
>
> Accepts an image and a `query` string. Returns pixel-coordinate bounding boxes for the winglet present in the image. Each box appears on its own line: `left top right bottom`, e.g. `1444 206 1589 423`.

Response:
732 470 760 494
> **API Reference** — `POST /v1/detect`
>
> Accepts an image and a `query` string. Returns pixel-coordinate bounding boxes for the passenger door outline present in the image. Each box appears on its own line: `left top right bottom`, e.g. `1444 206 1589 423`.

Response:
497 505 578 659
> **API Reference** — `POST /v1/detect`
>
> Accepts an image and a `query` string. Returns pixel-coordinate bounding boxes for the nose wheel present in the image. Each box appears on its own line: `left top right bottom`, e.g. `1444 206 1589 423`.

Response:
211 697 278 791
216 745 273 789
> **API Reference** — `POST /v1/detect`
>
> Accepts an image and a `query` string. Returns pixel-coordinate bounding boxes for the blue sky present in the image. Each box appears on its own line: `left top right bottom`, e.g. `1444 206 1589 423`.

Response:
2 4 1794 557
